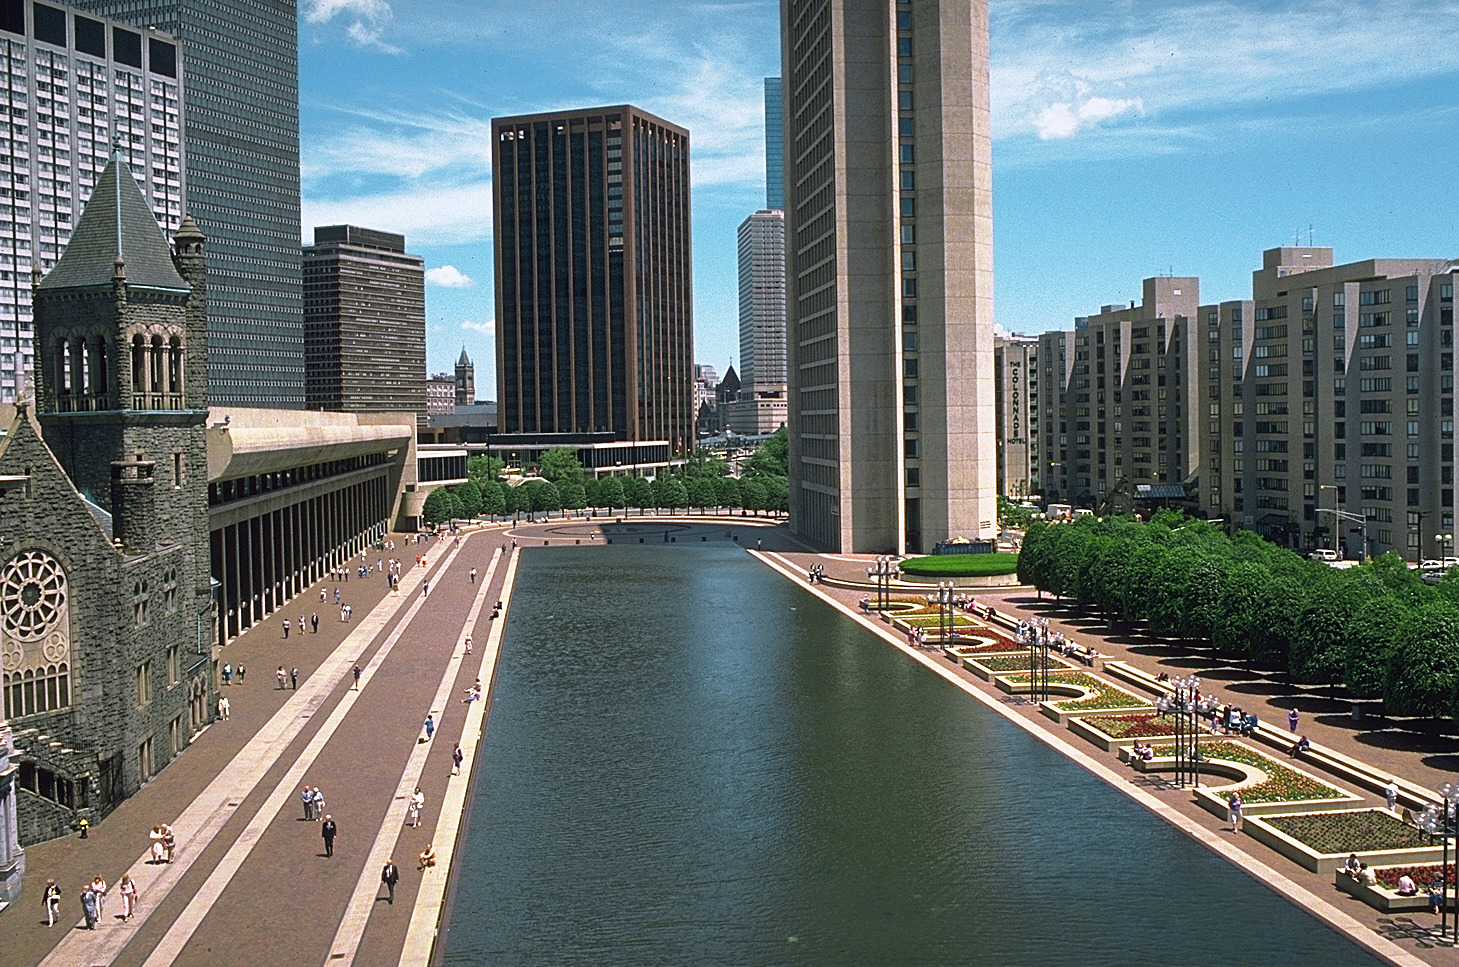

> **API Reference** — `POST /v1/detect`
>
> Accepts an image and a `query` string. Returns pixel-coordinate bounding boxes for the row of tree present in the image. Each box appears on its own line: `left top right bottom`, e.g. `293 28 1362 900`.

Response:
420 430 792 526
1017 512 1459 722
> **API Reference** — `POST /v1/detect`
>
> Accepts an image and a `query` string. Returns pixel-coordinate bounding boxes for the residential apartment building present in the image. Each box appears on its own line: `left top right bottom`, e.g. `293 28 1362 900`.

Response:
426 374 455 414
994 332 1038 499
782 0 998 553
72 0 305 408
303 225 426 413
492 105 693 451
0 0 182 400
1037 277 1201 515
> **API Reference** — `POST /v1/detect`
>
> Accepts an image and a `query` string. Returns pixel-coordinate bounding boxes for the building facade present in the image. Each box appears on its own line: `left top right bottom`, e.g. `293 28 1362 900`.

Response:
426 374 455 414
492 105 693 452
764 76 783 210
5 150 215 845
993 332 1037 500
454 347 474 407
71 0 305 408
727 209 786 436
782 0 998 553
303 225 426 413
0 0 183 401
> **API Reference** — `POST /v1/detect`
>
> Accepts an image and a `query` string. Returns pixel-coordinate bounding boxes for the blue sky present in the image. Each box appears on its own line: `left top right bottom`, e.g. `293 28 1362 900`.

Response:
299 0 1459 400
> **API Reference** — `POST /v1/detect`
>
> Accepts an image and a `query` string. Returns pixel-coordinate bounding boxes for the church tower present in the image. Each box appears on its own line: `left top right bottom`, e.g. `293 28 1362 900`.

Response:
455 346 475 407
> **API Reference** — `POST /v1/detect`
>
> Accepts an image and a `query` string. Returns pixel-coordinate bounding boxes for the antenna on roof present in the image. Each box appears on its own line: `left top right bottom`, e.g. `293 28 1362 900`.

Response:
1308 224 1314 246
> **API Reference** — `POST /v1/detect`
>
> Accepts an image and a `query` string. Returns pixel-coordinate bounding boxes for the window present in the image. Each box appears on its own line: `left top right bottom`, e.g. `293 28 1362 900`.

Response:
136 662 152 707
172 452 184 488
133 579 150 626
905 467 920 488
167 646 179 686
113 27 143 68
138 736 154 783
904 438 919 459
904 358 919 379
33 3 66 46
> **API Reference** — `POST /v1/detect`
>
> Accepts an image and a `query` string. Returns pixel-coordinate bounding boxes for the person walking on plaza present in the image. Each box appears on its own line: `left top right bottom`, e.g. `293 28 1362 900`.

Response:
283 618 290 639
452 743 464 775
118 874 138 921
1387 779 1400 812
423 713 435 742
291 667 299 689
353 664 362 689
1228 791 1244 833
381 859 400 904
1286 708 1299 732
222 662 232 686
321 815 337 858
217 695 230 720
277 666 287 690
303 785 314 821
43 878 61 926
408 788 424 828
464 635 472 656
313 786 325 819
345 604 353 622
422 579 430 598
469 567 477 584
90 874 108 921
311 613 319 634
238 664 246 683
80 883 98 930
334 587 340 603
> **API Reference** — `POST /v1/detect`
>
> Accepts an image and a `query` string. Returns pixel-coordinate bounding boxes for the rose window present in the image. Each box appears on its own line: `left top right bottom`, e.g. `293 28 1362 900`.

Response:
2 550 67 641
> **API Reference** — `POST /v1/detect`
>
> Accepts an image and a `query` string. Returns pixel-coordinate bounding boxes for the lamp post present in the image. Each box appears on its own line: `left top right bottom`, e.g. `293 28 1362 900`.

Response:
867 556 896 611
928 582 955 647
1443 533 1455 563
1157 676 1203 788
1423 785 1459 940
1019 617 1050 703
1316 507 1368 563
1319 484 1339 554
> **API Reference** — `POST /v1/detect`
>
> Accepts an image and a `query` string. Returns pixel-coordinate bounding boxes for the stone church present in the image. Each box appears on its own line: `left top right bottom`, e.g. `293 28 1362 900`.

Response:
0 146 217 862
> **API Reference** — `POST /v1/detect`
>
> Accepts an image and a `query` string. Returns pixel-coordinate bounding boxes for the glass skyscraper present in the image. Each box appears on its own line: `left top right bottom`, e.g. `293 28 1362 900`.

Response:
71 0 305 408
764 76 783 210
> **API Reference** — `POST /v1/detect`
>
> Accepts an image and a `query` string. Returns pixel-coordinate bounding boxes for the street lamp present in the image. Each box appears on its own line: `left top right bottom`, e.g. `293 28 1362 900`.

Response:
1442 533 1455 562
1018 617 1051 703
1422 784 1459 940
867 556 896 610
1318 484 1340 554
1316 507 1368 563
1155 676 1206 788
927 581 955 647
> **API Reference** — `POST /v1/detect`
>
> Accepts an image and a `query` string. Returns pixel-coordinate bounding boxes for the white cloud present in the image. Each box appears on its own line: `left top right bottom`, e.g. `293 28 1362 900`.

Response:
461 319 495 335
302 0 399 53
302 181 493 246
1034 95 1142 139
426 265 474 288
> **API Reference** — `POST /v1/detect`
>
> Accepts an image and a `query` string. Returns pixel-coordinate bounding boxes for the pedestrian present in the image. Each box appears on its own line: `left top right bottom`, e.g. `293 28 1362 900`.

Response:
353 664 362 689
118 874 138 921
283 618 290 639
321 815 337 858
1228 791 1244 833
277 666 286 690
302 784 314 821
222 662 232 686
312 786 326 819
346 604 353 622
1286 708 1299 732
1386 779 1400 812
423 713 435 742
89 874 107 921
422 579 430 598
291 667 299 689
756 538 762 550
80 884 98 930
334 588 340 603
320 588 326 602
452 743 464 776
464 635 472 655
43 878 61 926
311 613 319 634
238 664 246 683
469 567 477 584
408 788 424 827
217 695 231 720
381 859 400 904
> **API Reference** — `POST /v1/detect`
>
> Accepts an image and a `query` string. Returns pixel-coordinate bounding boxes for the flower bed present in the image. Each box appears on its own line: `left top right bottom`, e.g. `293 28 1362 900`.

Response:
973 654 1071 673
1266 811 1432 855
1146 741 1344 804
897 614 978 629
997 670 1151 714
945 639 1021 657
1375 863 1456 890
1078 713 1177 741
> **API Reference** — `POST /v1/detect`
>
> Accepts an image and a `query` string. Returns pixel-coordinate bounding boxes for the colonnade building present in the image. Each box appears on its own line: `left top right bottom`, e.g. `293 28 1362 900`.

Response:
1033 248 1459 559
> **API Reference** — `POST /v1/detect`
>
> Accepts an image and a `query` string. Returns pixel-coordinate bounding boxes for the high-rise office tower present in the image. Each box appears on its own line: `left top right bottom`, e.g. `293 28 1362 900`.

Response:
492 106 693 450
782 0 997 553
727 209 787 434
0 0 183 400
302 225 425 412
764 77 783 210
71 0 304 408
994 332 1038 500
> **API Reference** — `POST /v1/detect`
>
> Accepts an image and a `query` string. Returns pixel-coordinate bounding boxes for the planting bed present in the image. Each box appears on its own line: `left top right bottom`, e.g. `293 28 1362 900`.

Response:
1245 809 1447 873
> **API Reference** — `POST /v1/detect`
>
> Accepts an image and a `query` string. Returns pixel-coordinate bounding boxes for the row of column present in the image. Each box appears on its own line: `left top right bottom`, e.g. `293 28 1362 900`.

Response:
210 473 391 645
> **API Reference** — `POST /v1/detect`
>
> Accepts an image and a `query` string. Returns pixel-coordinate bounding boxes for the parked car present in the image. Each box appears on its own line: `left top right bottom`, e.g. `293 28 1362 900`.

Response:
1309 548 1339 561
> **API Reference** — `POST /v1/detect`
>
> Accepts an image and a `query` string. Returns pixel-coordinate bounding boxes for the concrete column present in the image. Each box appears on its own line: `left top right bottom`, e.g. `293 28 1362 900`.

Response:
0 722 23 905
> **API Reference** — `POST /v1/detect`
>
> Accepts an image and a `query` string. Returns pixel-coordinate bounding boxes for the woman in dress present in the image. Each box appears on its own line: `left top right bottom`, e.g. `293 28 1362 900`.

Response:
119 874 139 920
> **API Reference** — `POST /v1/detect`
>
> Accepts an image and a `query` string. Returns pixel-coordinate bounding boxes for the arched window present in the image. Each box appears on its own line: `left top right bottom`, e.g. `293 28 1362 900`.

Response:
131 335 146 394
167 334 183 400
56 337 69 396
71 339 87 402
150 335 164 395
90 338 107 399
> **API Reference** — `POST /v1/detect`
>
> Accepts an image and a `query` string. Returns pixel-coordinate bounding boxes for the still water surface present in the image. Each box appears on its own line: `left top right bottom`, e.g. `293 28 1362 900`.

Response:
440 545 1381 966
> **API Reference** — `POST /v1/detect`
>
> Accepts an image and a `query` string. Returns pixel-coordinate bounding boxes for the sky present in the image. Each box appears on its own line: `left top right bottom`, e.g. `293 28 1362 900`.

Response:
298 0 1459 400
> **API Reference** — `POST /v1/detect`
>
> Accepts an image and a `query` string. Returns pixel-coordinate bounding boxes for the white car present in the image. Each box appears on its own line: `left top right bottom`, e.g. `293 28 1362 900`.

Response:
1308 549 1339 561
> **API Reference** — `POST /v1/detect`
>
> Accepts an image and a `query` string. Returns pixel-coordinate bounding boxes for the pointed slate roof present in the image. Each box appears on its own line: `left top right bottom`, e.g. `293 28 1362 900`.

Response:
38 149 188 293
457 346 472 366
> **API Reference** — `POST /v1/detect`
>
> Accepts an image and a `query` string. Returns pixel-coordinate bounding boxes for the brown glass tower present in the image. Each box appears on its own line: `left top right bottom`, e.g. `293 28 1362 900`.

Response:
492 106 693 450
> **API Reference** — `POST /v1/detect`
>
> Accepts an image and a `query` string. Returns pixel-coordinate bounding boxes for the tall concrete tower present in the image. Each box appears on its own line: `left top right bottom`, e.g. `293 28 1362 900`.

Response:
781 0 997 553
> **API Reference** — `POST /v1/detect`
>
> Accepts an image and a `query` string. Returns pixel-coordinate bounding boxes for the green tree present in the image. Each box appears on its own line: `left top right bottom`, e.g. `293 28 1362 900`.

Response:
680 449 731 479
560 482 587 512
601 476 627 510
627 477 653 513
1249 572 1306 668
529 481 562 514
583 477 603 508
687 477 716 512
1345 596 1406 698
742 427 788 478
1385 602 1459 719
715 475 740 512
741 478 767 515
1289 578 1363 686
662 478 688 513
762 476 789 513
1016 522 1053 593
466 454 505 482
479 479 506 519
537 447 584 485
422 487 456 526
1214 561 1269 655
453 479 483 519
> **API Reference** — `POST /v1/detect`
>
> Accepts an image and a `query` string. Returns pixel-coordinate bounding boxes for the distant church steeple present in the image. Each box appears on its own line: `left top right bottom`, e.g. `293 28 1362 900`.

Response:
454 346 474 407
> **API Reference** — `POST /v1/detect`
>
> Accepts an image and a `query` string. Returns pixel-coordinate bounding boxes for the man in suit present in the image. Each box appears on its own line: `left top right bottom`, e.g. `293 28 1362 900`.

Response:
322 815 338 858
381 860 400 904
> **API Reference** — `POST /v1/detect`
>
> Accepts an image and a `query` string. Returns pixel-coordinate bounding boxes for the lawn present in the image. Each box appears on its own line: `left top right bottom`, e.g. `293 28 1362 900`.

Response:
898 553 1019 577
